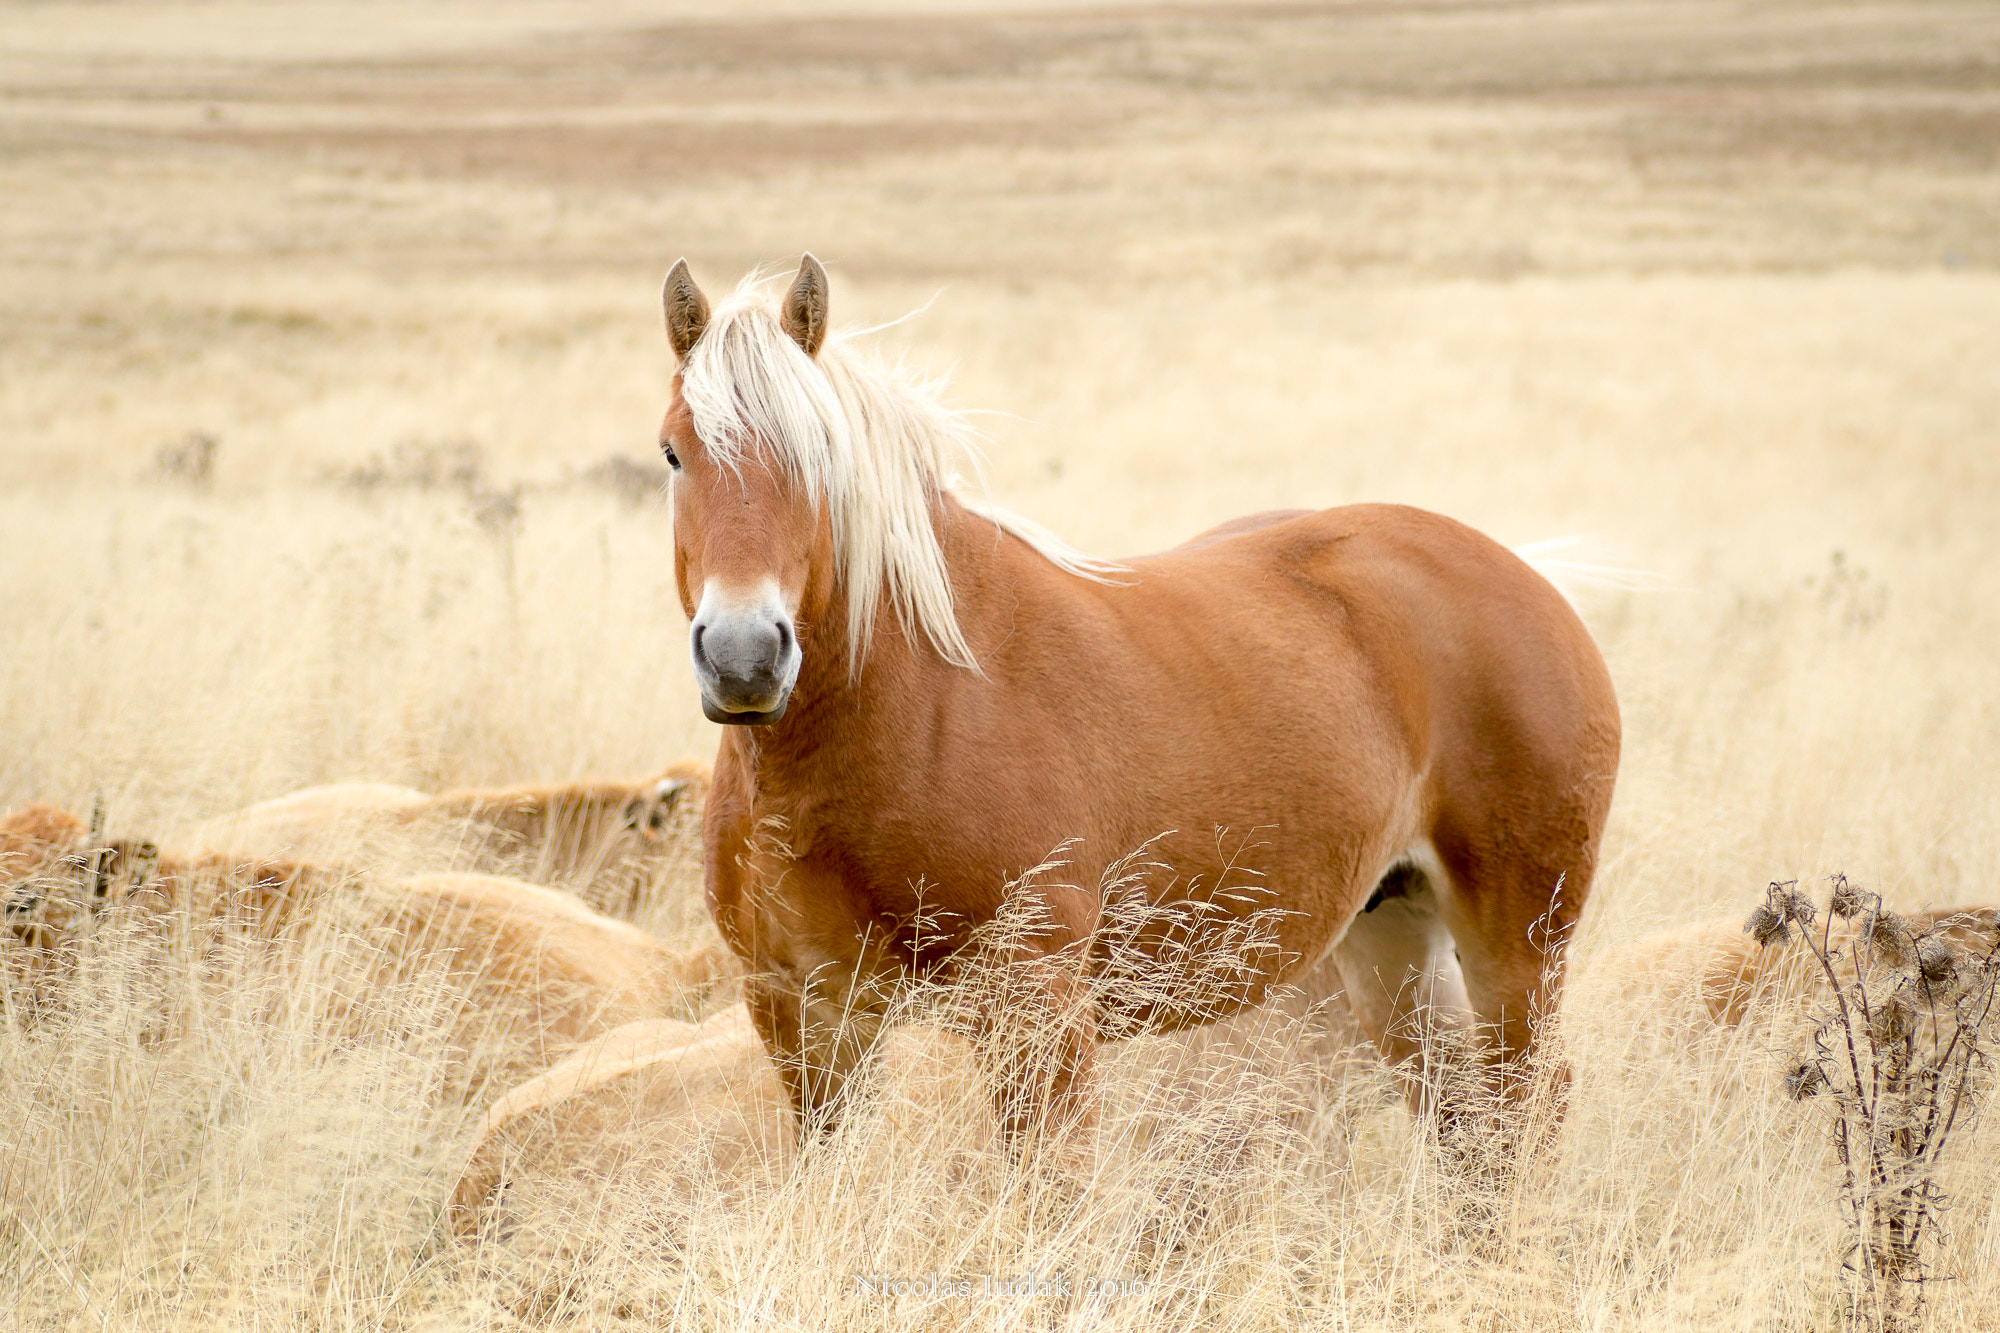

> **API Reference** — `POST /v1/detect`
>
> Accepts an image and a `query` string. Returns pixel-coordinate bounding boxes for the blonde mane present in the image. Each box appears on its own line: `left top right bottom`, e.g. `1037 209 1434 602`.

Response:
678 274 1120 672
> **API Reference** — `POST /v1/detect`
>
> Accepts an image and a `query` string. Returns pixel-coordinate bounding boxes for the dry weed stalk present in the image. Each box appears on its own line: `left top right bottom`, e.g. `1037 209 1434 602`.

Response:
151 431 219 487
1749 876 2000 1331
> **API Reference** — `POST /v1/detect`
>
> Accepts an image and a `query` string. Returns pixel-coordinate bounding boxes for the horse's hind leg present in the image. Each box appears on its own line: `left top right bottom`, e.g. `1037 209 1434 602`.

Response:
1328 859 1474 1112
1428 818 1592 1085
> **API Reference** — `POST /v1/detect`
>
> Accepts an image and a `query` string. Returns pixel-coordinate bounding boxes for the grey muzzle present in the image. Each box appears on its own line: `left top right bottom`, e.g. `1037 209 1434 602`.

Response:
691 608 799 725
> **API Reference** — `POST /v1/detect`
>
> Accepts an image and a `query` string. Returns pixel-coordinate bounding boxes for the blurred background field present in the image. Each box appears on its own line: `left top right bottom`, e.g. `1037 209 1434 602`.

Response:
2 1 1997 1328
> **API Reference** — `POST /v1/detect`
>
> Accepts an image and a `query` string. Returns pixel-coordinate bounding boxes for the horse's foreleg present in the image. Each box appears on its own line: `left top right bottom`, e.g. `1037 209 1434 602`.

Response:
743 951 897 1142
972 949 1099 1163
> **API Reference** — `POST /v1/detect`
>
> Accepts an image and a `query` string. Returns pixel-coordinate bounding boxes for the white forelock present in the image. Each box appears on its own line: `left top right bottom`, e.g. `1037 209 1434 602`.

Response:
678 272 1120 672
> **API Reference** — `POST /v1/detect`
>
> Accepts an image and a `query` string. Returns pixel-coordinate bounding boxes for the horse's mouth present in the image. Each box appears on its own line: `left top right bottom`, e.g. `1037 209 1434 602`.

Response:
701 695 789 726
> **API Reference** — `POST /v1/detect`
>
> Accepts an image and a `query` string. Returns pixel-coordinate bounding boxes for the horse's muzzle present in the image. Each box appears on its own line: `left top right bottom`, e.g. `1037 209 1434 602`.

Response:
691 610 798 726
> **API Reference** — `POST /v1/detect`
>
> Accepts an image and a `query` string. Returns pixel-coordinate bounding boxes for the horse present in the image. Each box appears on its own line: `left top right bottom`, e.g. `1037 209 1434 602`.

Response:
448 1006 792 1240
170 764 707 922
1581 906 2000 1029
2 802 736 1096
652 255 1620 1146
450 1003 988 1243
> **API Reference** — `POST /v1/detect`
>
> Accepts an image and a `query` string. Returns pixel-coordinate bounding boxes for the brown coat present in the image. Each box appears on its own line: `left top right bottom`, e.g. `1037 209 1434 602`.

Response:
169 762 709 921
659 263 1618 1138
1588 907 2000 1028
2 804 736 1097
448 1006 792 1239
692 498 1619 1132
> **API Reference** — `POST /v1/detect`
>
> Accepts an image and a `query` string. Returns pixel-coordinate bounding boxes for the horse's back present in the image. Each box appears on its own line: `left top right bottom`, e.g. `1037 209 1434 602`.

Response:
1173 503 1613 748
1127 503 1616 777
1146 503 1590 651
393 871 663 979
171 782 431 858
911 501 1617 910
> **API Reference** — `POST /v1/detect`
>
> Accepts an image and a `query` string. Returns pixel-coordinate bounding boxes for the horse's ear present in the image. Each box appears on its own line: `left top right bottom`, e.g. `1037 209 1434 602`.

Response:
662 259 710 359
780 253 829 358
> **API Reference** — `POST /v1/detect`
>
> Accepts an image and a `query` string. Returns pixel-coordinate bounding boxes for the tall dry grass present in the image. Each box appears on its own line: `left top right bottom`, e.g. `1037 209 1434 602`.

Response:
4 1 1999 1327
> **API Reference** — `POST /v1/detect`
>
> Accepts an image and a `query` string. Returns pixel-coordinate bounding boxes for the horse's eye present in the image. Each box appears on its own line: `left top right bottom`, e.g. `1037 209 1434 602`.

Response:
661 442 681 470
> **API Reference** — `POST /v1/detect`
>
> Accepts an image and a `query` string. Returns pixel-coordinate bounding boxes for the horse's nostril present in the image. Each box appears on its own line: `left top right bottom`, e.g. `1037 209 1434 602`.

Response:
775 620 794 653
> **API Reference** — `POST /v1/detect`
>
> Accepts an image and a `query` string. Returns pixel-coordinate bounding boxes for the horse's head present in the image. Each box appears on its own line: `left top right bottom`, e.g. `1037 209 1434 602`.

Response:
621 763 706 844
658 255 838 725
1 801 160 960
652 256 1082 713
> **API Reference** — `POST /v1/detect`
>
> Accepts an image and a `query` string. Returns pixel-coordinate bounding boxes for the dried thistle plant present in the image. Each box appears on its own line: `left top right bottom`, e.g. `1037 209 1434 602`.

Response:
1749 876 2000 1331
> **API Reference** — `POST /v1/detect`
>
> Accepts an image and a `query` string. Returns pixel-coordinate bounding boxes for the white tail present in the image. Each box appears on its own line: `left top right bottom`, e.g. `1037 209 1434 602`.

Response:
1512 537 1668 611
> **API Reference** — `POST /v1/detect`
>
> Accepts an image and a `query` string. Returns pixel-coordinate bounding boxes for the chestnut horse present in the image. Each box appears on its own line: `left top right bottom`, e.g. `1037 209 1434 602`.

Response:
655 255 1620 1144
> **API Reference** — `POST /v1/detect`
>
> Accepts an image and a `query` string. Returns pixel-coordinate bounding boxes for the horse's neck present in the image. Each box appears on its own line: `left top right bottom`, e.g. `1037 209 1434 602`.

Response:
740 494 1027 784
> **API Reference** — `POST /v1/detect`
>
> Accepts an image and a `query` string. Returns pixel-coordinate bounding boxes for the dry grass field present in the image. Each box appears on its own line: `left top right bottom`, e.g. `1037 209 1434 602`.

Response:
3 1 1998 1328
